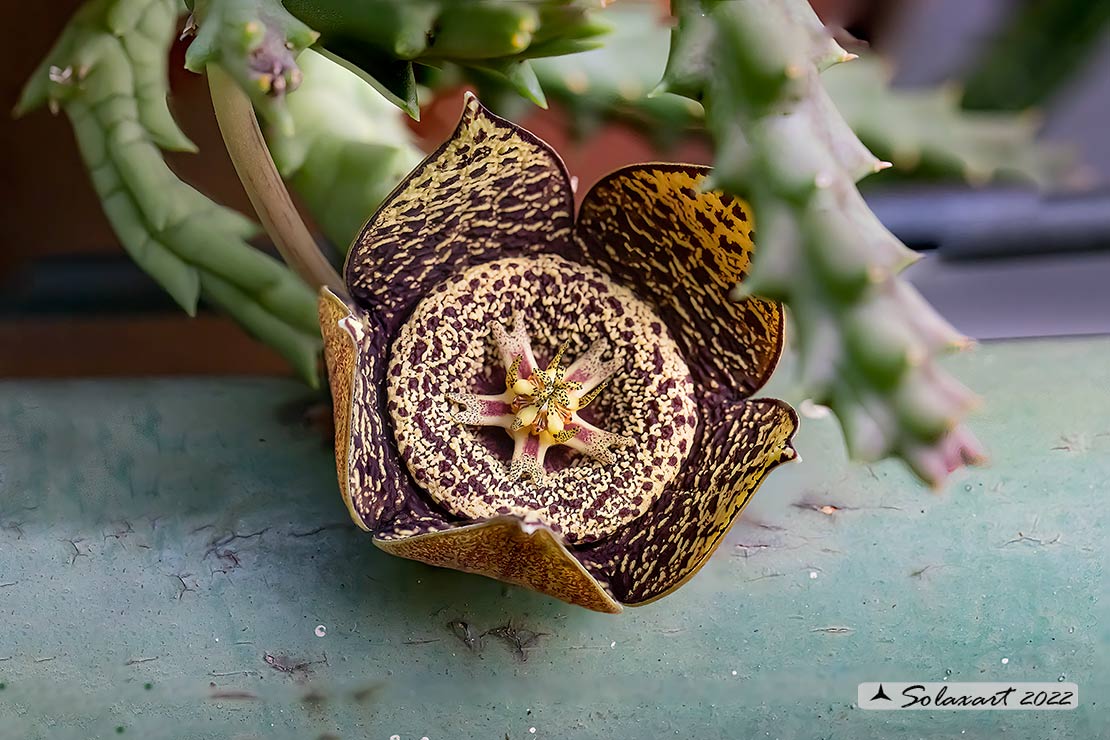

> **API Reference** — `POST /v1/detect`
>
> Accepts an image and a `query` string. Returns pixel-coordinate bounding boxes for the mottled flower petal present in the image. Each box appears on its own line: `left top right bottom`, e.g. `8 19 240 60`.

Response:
374 516 622 614
569 164 784 402
319 287 419 530
577 398 798 605
345 93 575 329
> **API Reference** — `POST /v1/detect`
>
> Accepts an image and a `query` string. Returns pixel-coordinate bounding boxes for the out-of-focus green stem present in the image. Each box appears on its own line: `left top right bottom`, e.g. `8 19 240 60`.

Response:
208 64 346 296
263 48 424 252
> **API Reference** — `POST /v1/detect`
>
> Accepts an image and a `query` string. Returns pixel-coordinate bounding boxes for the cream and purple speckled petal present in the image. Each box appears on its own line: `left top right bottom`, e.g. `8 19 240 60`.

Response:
344 93 575 329
577 398 799 605
319 288 450 532
374 516 622 614
569 164 784 402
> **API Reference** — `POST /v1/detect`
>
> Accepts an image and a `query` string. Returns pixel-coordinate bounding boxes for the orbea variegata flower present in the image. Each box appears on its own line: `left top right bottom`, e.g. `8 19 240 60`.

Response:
319 95 798 613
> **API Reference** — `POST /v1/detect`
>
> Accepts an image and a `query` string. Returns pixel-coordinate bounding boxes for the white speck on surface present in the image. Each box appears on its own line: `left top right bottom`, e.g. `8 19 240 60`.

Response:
610 641 616 648
390 735 400 740
809 571 818 580
529 729 537 734
314 624 327 637
214 638 219 642
731 670 738 676
1001 658 1009 665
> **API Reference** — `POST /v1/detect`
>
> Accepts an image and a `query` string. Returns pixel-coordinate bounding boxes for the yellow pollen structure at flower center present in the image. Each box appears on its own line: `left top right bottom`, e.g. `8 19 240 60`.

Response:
449 315 633 480
506 340 607 444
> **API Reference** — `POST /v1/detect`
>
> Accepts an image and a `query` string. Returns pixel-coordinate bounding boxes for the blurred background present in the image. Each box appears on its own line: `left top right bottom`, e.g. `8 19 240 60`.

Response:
2 0 1108 378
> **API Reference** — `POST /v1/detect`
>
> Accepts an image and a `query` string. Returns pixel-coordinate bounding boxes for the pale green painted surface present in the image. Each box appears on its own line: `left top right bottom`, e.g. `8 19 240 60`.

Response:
0 337 1106 739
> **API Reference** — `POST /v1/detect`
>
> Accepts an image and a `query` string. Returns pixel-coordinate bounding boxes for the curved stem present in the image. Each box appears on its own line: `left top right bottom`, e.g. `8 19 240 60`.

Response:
207 64 346 296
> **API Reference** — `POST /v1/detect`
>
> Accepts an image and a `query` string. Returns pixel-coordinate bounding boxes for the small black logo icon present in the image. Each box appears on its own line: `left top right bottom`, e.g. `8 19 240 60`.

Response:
870 684 892 701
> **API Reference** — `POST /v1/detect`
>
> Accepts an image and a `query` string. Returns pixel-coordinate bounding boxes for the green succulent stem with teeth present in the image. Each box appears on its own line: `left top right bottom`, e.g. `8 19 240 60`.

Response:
16 0 323 386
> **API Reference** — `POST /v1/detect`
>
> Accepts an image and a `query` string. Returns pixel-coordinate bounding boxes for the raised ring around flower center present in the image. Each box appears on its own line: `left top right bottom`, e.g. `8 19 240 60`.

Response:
386 255 698 544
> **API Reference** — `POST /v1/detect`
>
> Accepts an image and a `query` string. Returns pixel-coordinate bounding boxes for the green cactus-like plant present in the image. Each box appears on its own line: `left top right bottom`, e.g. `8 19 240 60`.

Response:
658 0 985 485
263 48 424 250
17 0 322 385
522 3 1061 186
16 0 611 391
280 0 608 115
961 0 1110 112
184 0 320 135
820 59 1063 186
21 0 1000 484
188 0 608 120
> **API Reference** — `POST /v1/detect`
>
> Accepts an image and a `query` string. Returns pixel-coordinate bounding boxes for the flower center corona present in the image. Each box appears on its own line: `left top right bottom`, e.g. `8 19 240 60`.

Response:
449 315 633 481
385 255 698 544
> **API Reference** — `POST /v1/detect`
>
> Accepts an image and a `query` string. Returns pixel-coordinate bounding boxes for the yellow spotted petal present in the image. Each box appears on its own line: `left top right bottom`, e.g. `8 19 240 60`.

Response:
570 164 784 401
375 517 622 613
578 399 798 605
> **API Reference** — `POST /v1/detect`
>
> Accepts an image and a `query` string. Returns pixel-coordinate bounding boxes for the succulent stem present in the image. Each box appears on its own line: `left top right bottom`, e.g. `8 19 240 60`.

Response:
207 64 346 296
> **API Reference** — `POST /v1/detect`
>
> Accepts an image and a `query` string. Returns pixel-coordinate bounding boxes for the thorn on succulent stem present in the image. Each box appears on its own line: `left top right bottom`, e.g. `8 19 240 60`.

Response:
866 266 888 284
181 13 198 40
48 65 73 84
952 336 977 352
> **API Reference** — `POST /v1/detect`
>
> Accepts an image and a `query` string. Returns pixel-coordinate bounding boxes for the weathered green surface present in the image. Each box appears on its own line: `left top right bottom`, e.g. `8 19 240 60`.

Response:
0 337 1105 739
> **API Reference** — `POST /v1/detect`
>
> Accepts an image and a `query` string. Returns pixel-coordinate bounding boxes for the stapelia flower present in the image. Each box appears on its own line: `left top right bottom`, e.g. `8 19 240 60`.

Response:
319 94 798 613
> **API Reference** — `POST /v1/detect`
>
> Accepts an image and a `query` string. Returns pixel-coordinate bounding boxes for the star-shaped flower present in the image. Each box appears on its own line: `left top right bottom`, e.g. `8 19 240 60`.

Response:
319 94 798 613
